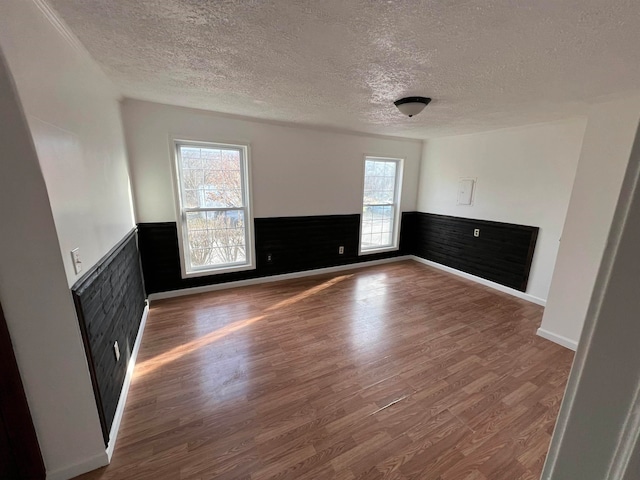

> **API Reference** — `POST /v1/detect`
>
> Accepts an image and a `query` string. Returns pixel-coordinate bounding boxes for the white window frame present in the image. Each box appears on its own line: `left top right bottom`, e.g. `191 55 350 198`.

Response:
171 138 255 278
359 156 404 255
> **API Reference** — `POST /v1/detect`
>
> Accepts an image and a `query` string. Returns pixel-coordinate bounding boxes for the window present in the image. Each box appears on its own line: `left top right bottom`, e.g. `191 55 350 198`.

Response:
360 157 403 253
173 141 253 277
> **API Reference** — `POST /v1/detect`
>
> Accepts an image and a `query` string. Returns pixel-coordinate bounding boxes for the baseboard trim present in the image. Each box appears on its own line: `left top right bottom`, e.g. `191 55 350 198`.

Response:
536 327 578 351
410 256 547 306
46 450 108 480
149 256 411 301
106 302 149 460
49 303 149 479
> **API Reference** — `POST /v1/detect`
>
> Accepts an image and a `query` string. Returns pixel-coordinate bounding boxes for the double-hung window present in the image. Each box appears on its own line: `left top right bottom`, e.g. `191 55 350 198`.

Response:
173 141 254 277
360 156 403 253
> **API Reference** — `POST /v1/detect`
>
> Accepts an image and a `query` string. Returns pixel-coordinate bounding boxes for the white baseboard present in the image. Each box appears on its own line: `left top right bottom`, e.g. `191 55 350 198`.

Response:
106 302 149 460
148 256 411 301
46 450 108 480
49 303 149 479
410 256 547 306
48 303 150 479
536 327 578 351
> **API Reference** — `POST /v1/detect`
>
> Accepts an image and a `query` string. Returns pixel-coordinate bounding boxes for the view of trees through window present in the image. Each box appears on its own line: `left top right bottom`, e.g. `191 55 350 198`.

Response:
178 144 248 270
361 158 400 250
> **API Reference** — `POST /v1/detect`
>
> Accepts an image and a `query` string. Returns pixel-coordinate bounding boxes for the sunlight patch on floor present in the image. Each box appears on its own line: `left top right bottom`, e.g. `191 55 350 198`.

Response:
135 274 353 378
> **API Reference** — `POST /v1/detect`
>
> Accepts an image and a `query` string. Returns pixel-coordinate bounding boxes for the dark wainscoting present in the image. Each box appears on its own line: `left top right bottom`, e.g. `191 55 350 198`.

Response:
402 212 538 292
72 230 146 446
139 215 411 295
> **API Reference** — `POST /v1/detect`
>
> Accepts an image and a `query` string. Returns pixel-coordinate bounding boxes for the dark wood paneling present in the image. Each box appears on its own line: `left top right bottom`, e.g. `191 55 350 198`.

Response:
72 230 146 446
255 215 361 274
139 215 411 294
0 303 45 479
404 212 538 292
137 214 536 295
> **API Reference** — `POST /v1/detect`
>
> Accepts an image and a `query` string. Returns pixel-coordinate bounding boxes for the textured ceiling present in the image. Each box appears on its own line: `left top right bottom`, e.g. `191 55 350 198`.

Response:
47 0 640 138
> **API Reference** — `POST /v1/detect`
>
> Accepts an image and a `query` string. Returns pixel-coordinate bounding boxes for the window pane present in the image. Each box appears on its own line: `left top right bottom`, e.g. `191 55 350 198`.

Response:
361 205 394 249
180 145 244 208
203 169 242 208
181 169 205 207
382 176 396 192
362 160 397 206
185 210 247 268
364 188 394 205
180 147 202 169
384 162 396 177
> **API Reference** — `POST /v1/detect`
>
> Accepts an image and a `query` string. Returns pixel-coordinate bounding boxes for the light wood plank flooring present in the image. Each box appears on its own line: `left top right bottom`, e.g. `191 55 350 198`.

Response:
76 260 573 480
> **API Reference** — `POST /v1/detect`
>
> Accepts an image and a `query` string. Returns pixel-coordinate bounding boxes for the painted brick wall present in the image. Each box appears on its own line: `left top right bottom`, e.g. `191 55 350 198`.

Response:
72 231 146 445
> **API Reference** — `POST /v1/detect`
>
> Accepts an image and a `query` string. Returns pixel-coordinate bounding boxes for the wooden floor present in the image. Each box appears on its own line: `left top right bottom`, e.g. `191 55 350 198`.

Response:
76 260 574 480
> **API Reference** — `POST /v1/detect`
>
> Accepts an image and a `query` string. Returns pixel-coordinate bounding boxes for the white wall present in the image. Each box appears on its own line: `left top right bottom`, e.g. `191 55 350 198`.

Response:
0 0 137 477
416 119 587 302
0 49 106 480
0 0 135 287
542 117 640 480
540 95 640 348
121 99 423 223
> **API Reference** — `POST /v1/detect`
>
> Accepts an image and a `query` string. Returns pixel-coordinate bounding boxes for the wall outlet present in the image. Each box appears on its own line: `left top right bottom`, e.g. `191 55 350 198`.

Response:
70 248 82 274
114 341 120 362
474 229 480 237
266 253 273 263
338 246 345 255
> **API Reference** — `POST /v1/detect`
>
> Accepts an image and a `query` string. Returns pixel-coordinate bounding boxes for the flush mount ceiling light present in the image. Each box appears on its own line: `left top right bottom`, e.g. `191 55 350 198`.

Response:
394 96 432 117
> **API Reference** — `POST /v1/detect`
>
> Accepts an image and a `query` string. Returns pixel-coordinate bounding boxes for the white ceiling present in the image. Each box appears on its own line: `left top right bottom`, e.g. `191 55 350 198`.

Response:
47 0 640 139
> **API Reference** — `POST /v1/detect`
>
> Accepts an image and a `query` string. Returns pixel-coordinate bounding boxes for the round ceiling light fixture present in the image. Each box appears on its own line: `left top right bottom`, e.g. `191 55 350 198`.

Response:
394 96 432 117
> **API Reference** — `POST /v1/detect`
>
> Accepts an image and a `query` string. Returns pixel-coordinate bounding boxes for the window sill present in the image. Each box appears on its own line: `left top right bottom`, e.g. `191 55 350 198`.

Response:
359 246 399 256
181 262 255 279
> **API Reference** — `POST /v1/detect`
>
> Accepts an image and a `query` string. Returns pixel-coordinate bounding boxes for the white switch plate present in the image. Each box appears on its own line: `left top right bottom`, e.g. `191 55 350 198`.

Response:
70 248 82 274
339 246 345 254
474 229 480 237
114 341 120 362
